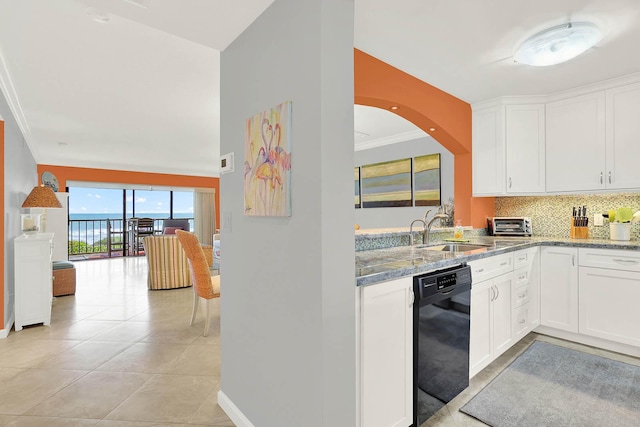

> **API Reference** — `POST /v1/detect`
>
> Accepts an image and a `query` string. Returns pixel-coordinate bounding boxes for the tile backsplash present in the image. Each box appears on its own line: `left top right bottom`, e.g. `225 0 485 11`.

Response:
495 193 640 240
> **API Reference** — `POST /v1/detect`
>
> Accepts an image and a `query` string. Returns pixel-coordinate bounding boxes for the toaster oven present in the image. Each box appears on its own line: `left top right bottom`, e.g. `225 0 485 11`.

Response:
488 217 532 236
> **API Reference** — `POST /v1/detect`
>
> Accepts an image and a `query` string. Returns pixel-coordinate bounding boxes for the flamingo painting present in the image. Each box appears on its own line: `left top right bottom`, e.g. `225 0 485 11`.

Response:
244 101 292 216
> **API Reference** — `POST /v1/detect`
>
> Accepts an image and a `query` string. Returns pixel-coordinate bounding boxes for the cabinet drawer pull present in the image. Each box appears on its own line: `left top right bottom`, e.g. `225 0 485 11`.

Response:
518 274 526 280
476 268 484 273
518 256 526 261
500 261 508 266
613 258 639 264
519 292 526 299
519 319 526 324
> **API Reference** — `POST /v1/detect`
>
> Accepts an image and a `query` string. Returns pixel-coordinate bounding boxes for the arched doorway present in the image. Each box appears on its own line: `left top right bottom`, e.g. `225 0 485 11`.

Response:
354 49 494 228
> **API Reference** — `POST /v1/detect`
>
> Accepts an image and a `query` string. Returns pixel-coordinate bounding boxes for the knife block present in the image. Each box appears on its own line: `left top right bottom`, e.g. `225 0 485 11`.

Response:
570 220 589 239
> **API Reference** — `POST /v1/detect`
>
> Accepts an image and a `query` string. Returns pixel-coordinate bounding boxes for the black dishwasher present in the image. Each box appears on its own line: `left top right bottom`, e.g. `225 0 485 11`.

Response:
413 263 472 426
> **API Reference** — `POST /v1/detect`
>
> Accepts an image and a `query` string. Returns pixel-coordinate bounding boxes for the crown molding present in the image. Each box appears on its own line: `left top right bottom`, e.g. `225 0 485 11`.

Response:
354 129 428 152
0 51 38 159
472 71 640 109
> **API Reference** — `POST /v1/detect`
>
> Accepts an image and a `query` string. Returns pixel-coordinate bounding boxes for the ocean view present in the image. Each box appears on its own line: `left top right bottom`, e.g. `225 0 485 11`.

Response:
68 213 193 245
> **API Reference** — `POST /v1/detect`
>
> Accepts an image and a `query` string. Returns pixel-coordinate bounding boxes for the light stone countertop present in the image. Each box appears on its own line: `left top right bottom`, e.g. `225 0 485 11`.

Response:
356 235 640 287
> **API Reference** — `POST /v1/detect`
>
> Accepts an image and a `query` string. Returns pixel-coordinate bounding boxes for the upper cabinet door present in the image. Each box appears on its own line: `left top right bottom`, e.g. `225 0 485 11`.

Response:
546 91 606 192
472 106 505 196
505 104 545 193
606 82 640 190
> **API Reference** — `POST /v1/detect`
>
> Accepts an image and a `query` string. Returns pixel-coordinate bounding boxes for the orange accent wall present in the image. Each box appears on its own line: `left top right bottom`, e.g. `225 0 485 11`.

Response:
354 49 494 228
0 121 4 330
36 165 220 228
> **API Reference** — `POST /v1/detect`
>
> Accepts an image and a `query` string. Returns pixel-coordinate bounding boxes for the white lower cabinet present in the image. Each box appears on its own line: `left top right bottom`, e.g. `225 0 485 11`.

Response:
14 233 54 331
578 248 640 347
360 276 413 427
512 248 540 340
469 273 513 377
540 246 578 333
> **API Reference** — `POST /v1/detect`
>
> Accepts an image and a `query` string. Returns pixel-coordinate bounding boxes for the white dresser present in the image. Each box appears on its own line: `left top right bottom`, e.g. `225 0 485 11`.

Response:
14 233 54 331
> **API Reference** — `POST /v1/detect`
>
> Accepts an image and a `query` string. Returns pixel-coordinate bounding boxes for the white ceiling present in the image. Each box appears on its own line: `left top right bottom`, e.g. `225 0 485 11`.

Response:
1 0 640 177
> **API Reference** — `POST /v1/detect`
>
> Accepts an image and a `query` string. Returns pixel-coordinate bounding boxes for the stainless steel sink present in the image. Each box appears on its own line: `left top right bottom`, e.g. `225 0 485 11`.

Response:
420 243 489 253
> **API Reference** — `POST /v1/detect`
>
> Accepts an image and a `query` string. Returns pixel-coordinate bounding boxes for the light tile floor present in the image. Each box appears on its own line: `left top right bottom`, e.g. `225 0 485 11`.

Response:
4 257 639 427
0 256 233 427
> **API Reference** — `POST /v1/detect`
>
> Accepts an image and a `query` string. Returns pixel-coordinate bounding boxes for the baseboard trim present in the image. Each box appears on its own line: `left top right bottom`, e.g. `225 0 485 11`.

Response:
0 314 14 339
218 389 255 427
534 325 640 358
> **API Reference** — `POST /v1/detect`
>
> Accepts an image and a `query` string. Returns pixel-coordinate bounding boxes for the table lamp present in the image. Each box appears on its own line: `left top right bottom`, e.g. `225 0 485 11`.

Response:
21 185 62 235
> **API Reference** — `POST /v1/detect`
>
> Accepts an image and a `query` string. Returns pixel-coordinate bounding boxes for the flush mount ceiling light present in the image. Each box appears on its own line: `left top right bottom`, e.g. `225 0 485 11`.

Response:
514 22 602 66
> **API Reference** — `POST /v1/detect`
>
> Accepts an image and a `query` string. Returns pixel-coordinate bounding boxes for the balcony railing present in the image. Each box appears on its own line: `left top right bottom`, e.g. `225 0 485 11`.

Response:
68 217 194 259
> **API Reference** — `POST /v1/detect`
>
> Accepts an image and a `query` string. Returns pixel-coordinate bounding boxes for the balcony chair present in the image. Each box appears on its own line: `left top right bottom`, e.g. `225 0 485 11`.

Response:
175 230 221 336
130 217 155 255
106 219 125 257
162 218 190 234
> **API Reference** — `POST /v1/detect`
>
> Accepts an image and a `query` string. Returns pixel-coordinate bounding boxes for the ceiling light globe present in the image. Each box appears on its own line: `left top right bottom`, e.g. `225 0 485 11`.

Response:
514 22 602 67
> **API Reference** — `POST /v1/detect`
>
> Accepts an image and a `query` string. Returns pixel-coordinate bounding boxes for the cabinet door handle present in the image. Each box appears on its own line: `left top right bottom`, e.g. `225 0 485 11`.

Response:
409 289 414 308
509 177 512 189
600 172 603 184
494 285 500 301
572 255 575 266
609 171 612 184
613 258 639 264
490 286 495 301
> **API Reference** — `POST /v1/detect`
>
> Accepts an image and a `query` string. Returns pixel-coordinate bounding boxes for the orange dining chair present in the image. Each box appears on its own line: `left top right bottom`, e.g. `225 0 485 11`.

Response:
175 230 221 336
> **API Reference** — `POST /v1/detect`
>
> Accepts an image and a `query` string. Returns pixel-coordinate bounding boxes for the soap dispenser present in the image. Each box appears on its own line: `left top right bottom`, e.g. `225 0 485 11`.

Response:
454 220 464 240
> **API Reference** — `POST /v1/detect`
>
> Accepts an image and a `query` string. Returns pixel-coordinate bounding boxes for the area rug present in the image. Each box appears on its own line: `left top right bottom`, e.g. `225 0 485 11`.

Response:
461 341 640 427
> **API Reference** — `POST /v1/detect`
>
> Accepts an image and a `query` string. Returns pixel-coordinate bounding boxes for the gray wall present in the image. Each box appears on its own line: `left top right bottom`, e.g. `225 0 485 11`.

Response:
355 136 454 229
219 0 355 426
1 90 38 333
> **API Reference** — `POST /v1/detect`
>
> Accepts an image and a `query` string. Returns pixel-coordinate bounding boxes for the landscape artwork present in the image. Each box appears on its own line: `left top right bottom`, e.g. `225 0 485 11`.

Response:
355 167 361 208
244 101 292 217
361 158 412 208
413 153 441 206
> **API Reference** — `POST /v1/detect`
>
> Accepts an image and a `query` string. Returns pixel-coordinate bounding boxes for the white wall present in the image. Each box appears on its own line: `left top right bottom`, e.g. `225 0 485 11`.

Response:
355 136 454 229
1 90 38 335
219 1 355 426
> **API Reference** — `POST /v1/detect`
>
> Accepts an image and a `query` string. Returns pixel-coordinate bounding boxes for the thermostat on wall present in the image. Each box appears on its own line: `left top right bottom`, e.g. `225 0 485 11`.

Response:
220 152 234 174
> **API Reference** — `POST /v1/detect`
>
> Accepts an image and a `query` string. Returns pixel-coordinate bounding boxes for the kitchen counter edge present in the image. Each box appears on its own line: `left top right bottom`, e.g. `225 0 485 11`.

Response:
356 237 640 287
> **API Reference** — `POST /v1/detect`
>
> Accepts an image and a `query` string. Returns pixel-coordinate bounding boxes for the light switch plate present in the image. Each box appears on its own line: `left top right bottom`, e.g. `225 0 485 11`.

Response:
594 213 604 226
220 152 234 174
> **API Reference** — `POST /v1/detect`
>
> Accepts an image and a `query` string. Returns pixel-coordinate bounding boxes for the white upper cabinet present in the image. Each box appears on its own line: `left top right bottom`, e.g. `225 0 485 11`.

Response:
545 91 606 192
505 104 545 193
474 75 640 195
605 81 640 190
472 106 505 196
472 103 545 196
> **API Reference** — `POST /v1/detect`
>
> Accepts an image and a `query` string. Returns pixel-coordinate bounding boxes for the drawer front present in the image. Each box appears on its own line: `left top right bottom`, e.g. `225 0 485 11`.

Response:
469 253 513 284
578 248 640 272
513 303 531 339
512 281 530 308
513 267 530 288
513 249 534 269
